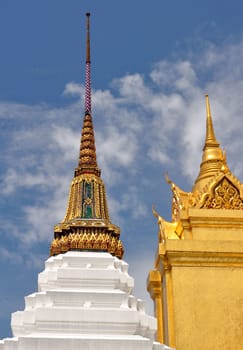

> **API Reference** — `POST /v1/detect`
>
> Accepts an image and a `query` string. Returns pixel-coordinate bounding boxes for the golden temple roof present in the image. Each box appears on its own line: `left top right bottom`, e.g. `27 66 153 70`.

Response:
153 95 243 244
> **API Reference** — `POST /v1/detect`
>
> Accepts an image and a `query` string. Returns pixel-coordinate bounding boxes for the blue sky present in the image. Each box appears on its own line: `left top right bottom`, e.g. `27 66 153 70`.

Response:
1 0 243 338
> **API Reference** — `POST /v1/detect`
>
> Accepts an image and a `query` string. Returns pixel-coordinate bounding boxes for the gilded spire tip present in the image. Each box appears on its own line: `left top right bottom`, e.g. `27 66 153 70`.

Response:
204 94 219 148
192 95 224 192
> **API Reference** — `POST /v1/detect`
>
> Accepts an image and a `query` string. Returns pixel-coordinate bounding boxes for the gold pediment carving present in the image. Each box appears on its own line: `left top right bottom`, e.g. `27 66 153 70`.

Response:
200 175 243 209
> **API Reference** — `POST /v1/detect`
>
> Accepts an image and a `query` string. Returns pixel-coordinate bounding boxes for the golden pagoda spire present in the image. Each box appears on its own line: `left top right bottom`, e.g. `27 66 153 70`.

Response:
193 95 225 193
50 13 123 259
204 94 219 148
75 13 100 178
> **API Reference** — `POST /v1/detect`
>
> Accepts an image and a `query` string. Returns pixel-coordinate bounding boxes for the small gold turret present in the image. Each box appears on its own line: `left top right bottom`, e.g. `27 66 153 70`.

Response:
192 95 225 193
50 13 123 259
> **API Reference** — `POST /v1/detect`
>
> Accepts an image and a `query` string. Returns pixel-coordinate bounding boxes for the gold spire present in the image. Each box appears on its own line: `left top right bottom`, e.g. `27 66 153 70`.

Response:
50 13 123 259
193 95 225 193
204 94 219 148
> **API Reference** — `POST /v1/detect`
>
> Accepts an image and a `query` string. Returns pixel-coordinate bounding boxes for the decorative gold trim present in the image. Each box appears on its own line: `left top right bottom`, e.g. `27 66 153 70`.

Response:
152 205 183 242
50 232 124 259
201 176 243 209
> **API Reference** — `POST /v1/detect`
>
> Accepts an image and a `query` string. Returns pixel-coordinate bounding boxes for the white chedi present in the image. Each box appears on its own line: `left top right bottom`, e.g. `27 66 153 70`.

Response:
0 251 173 350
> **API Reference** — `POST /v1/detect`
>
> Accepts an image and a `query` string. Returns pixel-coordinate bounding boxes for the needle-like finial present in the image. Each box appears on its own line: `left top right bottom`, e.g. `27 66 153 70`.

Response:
75 13 100 177
204 94 219 148
85 12 91 114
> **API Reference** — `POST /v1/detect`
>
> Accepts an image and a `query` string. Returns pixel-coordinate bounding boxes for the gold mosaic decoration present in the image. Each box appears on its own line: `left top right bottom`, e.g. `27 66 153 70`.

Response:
63 174 109 223
202 177 243 209
50 232 124 259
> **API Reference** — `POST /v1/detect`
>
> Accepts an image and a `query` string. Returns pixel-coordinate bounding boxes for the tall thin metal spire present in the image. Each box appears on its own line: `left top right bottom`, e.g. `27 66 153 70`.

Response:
85 12 91 114
75 12 100 177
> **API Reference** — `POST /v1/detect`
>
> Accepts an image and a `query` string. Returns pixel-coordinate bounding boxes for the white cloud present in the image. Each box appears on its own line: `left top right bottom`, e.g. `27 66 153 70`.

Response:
112 73 151 104
108 186 147 225
150 60 198 94
63 82 83 97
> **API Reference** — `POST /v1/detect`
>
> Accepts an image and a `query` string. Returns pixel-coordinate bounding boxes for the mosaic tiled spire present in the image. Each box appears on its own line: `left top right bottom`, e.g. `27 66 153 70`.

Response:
50 13 124 259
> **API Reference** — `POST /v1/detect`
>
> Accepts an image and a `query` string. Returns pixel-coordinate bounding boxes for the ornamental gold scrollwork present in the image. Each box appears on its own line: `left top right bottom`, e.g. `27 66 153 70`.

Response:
84 197 92 205
202 177 243 209
50 232 124 259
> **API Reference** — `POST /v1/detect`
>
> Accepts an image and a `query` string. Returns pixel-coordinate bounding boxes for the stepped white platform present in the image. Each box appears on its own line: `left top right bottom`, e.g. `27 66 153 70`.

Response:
0 251 173 350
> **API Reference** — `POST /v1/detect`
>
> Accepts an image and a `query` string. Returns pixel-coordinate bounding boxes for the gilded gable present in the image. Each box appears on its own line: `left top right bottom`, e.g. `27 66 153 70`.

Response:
201 176 243 209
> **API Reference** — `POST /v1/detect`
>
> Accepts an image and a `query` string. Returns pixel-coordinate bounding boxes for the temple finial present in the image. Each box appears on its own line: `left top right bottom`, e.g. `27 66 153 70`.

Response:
192 95 225 192
75 13 100 177
86 13 91 63
85 12 91 114
204 94 219 148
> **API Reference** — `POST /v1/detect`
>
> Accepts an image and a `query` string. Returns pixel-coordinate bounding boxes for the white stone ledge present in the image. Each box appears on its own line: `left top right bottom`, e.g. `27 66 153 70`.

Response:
25 290 129 309
0 336 171 350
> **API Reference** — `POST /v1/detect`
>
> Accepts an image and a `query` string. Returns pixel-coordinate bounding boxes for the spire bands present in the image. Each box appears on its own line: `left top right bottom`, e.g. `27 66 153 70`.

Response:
85 13 91 114
85 62 91 114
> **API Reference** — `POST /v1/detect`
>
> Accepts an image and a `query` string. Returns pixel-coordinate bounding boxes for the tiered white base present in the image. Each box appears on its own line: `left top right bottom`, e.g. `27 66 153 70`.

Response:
0 252 173 350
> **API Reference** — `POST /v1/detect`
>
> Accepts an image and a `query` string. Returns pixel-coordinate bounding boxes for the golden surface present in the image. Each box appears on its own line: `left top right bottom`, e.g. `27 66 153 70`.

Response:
152 239 243 349
147 96 243 349
147 270 163 343
202 177 243 209
193 95 225 193
50 232 123 259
